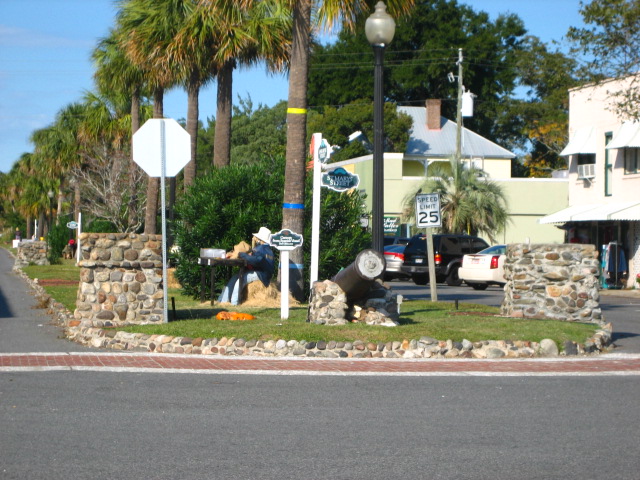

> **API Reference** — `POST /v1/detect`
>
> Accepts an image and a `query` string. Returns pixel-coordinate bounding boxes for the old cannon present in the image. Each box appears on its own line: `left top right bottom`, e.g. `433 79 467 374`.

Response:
331 249 386 301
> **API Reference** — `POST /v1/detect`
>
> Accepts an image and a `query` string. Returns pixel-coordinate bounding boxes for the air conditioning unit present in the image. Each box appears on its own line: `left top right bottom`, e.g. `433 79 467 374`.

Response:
577 163 596 179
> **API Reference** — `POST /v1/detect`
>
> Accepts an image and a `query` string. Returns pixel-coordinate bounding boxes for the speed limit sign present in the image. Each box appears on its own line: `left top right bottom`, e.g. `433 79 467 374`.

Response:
415 193 442 228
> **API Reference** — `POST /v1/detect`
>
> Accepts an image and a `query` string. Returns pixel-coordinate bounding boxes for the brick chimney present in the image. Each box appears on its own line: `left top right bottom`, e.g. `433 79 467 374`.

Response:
426 99 441 130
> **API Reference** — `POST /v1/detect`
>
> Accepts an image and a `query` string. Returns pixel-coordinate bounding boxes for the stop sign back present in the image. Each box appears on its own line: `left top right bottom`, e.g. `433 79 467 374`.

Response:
132 118 191 177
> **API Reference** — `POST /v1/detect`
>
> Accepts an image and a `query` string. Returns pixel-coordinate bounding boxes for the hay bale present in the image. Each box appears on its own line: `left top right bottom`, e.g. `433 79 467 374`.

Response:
242 281 300 308
167 268 181 288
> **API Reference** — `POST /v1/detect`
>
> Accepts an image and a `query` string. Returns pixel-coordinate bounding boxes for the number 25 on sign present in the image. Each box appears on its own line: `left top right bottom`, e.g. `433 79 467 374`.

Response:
415 193 442 228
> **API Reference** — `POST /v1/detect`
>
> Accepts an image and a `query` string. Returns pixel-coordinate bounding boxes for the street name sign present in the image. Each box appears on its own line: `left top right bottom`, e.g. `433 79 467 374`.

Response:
322 167 360 192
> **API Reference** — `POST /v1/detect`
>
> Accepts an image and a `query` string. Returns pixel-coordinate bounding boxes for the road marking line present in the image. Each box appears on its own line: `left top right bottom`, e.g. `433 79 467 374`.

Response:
2 366 640 377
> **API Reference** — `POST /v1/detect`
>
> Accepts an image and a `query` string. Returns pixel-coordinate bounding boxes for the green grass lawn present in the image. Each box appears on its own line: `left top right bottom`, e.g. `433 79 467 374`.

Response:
17 259 600 347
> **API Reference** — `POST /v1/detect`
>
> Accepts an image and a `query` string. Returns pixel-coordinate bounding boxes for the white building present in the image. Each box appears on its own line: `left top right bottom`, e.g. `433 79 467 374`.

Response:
540 75 640 289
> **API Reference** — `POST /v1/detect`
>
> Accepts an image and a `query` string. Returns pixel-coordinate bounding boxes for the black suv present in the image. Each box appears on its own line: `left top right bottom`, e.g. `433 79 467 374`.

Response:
401 234 489 286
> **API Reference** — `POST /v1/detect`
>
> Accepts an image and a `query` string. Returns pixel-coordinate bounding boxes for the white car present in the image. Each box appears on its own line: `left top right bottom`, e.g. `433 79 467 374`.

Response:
458 244 506 290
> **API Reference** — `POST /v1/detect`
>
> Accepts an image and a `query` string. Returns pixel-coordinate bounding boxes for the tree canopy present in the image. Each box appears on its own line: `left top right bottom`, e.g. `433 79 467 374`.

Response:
308 0 527 148
568 0 640 120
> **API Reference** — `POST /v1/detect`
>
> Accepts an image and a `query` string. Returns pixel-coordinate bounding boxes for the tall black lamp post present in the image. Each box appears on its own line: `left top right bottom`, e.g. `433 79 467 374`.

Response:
366 1 395 253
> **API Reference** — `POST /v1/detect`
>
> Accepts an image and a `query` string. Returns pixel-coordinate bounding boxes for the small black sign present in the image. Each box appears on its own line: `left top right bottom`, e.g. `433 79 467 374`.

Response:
270 229 303 251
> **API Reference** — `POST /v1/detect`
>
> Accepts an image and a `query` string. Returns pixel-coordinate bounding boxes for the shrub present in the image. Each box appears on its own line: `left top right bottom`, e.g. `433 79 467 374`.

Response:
84 219 118 233
47 221 69 264
173 156 370 298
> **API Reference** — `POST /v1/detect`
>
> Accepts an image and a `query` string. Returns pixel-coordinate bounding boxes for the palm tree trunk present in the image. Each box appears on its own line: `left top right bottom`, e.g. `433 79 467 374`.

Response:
26 215 33 239
282 0 312 301
213 60 234 168
128 89 141 230
184 78 200 189
144 87 163 234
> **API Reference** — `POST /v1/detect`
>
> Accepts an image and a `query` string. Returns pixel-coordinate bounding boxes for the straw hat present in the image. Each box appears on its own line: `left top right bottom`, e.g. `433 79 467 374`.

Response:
253 227 272 244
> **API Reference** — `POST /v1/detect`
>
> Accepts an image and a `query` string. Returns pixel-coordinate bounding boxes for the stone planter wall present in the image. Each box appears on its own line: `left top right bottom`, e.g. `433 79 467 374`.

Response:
308 279 400 326
15 240 49 267
501 243 602 323
65 324 614 358
73 233 164 326
9 257 615 359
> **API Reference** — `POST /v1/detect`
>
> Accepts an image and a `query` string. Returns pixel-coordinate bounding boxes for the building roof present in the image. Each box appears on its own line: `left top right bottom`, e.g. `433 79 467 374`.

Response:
398 106 515 159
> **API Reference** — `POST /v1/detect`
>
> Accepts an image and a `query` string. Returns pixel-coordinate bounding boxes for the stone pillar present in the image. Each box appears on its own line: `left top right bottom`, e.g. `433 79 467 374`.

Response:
74 233 164 326
15 240 49 267
500 243 602 323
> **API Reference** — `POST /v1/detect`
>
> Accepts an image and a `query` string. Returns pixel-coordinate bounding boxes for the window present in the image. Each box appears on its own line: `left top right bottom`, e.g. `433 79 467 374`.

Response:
577 154 595 165
625 148 639 174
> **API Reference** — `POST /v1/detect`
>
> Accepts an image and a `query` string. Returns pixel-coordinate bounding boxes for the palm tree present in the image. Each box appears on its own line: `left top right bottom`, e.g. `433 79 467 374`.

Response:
116 0 182 234
277 0 415 299
402 159 509 244
10 153 56 238
174 0 291 171
3 153 39 238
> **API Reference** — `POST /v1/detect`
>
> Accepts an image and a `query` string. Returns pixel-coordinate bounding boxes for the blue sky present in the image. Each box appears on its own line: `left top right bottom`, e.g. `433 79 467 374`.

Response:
0 0 586 173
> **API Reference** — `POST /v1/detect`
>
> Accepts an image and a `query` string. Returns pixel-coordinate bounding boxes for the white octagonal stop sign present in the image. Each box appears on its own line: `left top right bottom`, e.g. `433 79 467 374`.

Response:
133 118 191 177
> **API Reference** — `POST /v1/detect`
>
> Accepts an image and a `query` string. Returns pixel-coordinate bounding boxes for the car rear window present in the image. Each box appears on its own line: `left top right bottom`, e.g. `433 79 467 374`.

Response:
471 238 489 251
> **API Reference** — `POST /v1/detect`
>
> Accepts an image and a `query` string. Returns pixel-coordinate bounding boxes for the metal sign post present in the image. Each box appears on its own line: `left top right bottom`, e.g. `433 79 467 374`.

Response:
271 229 304 320
415 193 442 302
310 133 325 286
133 118 190 322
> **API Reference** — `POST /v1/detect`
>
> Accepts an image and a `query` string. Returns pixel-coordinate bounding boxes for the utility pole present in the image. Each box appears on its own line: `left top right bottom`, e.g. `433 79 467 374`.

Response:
455 48 463 164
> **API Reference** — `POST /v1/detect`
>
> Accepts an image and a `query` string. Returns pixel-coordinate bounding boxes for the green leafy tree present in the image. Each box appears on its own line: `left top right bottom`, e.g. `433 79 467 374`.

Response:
230 98 289 164
306 99 412 162
568 0 640 120
308 0 526 147
173 155 369 297
196 98 288 171
402 159 508 243
510 36 579 176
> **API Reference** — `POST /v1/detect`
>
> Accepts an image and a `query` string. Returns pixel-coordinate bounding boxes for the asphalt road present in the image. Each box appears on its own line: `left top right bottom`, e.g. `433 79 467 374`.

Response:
1 372 639 479
0 249 87 353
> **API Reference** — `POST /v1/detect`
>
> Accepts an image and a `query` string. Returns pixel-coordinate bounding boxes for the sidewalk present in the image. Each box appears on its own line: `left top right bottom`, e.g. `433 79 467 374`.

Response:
599 288 640 299
2 352 640 376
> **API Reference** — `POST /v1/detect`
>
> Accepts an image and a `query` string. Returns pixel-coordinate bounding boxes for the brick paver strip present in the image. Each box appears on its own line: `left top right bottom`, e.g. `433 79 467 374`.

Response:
2 353 640 375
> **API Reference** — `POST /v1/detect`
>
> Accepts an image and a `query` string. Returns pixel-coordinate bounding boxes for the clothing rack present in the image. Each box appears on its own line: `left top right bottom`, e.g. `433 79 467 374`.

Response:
601 241 627 289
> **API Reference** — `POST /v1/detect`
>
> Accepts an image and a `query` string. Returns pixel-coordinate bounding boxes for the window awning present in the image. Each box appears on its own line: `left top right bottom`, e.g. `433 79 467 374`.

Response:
560 126 597 156
539 201 640 224
610 203 640 220
539 204 601 224
606 121 640 149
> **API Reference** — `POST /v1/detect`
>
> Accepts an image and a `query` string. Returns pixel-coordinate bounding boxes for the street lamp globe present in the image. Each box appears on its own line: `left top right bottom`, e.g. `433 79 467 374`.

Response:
365 2 396 46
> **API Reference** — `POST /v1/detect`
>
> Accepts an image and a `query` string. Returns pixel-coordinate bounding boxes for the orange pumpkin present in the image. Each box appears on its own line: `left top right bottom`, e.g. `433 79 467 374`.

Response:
216 311 255 321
